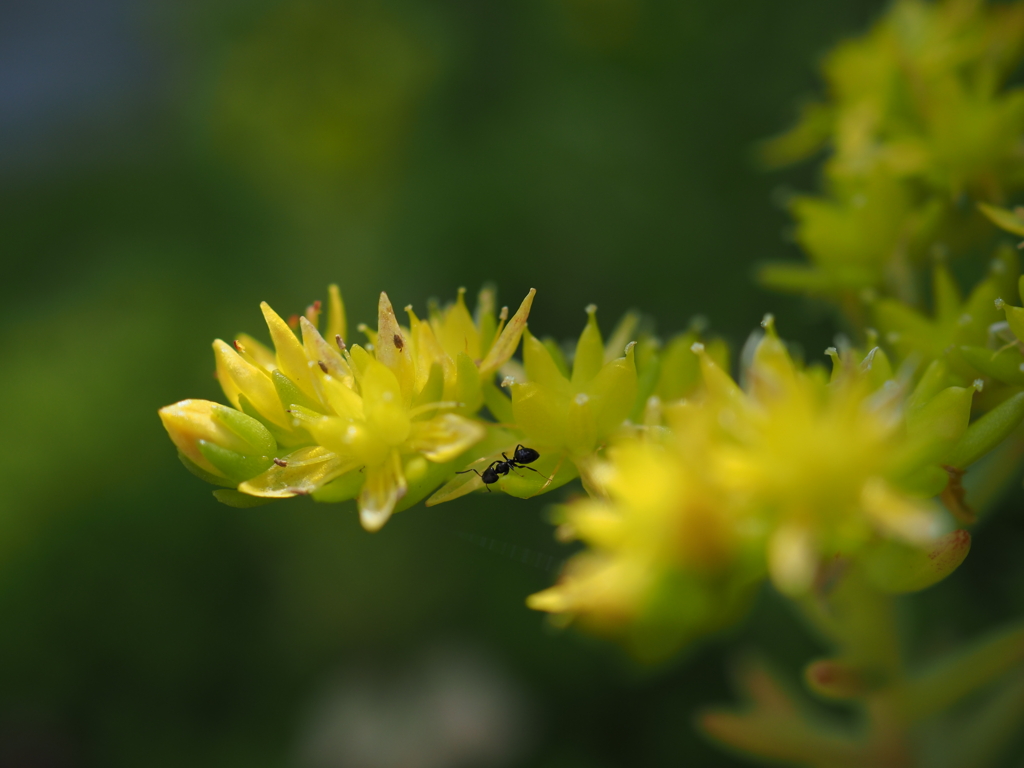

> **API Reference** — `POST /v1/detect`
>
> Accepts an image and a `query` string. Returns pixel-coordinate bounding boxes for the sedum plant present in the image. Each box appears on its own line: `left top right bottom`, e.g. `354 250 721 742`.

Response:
161 1 1024 765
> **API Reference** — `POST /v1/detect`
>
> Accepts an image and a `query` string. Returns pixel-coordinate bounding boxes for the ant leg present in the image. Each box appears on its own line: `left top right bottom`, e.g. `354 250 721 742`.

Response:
520 465 549 480
456 469 482 477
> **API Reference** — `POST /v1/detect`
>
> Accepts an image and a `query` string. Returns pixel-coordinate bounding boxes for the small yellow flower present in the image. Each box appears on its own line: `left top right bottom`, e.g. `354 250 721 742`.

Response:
530 316 974 652
160 285 536 530
508 305 637 490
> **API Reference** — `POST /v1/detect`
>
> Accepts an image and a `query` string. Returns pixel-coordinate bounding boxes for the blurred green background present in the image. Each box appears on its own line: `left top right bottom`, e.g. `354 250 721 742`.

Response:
5 0 1024 765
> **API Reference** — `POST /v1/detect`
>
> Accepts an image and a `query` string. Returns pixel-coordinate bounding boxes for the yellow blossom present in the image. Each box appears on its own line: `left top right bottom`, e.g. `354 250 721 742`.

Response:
160 285 536 530
530 316 976 653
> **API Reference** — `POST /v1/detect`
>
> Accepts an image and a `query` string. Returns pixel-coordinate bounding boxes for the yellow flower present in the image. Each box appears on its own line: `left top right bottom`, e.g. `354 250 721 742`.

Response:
759 0 1024 299
526 425 756 660
530 316 974 652
161 285 536 530
508 305 637 491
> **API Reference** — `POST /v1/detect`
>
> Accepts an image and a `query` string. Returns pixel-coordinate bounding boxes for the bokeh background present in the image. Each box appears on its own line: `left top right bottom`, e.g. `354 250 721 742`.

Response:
5 0 1024 766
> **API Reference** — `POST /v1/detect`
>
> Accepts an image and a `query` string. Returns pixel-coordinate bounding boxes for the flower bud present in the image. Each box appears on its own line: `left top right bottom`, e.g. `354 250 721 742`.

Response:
159 399 276 481
947 391 1024 469
862 529 971 594
959 345 1024 386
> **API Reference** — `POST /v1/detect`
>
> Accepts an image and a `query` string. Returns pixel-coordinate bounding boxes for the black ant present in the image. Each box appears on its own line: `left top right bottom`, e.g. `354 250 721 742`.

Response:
457 445 546 491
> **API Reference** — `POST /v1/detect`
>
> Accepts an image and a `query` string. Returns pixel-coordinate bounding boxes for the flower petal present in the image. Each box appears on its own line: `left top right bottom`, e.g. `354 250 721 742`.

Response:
238 446 355 498
376 292 416 400
407 413 485 462
213 339 289 428
359 452 407 531
261 302 318 401
479 288 536 376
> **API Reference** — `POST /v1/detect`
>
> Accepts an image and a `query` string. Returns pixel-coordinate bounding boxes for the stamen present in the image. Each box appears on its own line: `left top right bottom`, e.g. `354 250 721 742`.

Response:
273 458 288 467
318 360 329 373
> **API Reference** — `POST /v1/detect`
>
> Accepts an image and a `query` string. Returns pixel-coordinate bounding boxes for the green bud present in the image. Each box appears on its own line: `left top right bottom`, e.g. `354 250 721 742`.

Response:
161 399 277 481
904 385 975 466
588 343 637 440
656 332 700 400
863 530 971 594
907 360 952 415
523 330 570 391
238 393 294 447
542 337 571 379
475 286 498 355
209 403 276 456
572 305 605 386
959 345 1024 386
197 440 274 484
996 299 1024 343
947 391 1024 469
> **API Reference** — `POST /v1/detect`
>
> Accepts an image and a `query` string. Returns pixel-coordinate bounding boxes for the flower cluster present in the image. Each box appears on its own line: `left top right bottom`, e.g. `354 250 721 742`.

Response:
161 285 535 531
760 0 1024 300
526 316 1000 657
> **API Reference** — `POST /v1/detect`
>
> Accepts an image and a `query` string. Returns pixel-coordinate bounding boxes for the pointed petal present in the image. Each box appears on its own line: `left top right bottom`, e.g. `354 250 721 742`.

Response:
480 288 535 376
358 452 407 531
326 284 347 345
213 339 290 427
376 292 416 399
362 358 412 446
261 302 319 401
235 333 277 371
300 316 351 381
436 287 480 361
522 329 571 392
475 285 498 355
572 305 604 386
410 316 454 394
